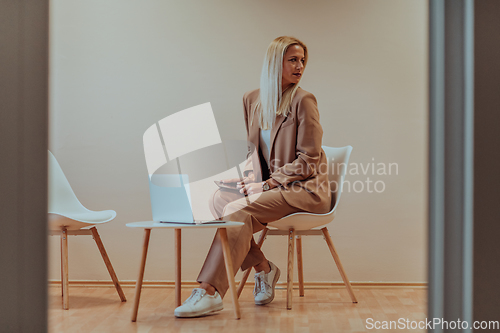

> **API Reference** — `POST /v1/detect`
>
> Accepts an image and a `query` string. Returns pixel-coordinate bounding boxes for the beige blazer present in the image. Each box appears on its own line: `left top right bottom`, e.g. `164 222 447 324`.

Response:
242 87 331 214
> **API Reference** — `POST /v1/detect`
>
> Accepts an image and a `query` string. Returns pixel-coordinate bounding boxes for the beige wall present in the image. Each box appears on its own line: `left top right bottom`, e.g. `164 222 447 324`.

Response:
49 0 428 283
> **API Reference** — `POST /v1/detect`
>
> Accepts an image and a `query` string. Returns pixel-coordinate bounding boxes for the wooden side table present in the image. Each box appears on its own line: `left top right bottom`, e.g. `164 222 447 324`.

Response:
126 221 244 321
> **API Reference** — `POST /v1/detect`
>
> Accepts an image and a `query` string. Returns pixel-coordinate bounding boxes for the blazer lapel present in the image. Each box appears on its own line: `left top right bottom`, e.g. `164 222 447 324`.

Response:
247 106 286 174
248 107 260 150
269 114 286 158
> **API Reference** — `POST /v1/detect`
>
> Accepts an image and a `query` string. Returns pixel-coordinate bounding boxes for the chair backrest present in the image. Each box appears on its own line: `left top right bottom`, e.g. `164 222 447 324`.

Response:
321 146 353 212
48 151 85 213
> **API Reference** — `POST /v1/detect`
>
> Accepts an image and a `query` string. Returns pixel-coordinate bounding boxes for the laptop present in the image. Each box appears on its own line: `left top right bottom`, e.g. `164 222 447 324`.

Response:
148 173 223 224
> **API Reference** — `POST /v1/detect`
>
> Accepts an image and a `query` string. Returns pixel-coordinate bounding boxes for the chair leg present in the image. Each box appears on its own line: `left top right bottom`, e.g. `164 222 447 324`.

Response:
61 228 69 310
131 228 151 322
296 235 305 297
175 228 181 307
287 228 295 310
237 227 269 298
321 227 358 303
60 233 64 300
219 228 241 319
90 227 126 302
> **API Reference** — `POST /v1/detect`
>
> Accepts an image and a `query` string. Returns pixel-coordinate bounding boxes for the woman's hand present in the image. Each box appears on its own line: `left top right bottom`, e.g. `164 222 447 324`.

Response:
238 182 263 196
221 174 279 195
221 173 261 195
240 178 280 195
221 172 256 186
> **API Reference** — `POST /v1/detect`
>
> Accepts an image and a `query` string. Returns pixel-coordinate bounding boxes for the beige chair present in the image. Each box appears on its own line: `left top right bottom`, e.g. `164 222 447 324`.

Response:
237 146 358 309
48 151 126 309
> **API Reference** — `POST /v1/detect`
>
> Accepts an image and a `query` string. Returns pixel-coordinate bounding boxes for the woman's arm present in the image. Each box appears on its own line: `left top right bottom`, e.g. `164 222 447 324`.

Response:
269 93 324 189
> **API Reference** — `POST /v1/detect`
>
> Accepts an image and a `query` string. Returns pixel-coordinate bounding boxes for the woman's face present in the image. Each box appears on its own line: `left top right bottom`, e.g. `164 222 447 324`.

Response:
281 44 305 91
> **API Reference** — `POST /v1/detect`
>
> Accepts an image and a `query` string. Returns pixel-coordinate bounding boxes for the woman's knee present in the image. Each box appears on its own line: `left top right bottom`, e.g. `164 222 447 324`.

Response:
222 198 255 222
223 200 266 234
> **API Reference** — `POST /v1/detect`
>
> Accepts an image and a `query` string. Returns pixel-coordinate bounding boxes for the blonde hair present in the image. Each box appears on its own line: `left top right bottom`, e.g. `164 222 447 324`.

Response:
252 36 308 130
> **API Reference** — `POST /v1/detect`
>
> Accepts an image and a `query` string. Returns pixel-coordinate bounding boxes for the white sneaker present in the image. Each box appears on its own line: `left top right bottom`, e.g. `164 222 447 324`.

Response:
174 288 223 318
253 261 281 305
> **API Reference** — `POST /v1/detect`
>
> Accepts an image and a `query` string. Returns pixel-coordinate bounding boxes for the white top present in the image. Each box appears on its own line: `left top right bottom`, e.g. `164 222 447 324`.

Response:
260 128 272 166
126 221 244 229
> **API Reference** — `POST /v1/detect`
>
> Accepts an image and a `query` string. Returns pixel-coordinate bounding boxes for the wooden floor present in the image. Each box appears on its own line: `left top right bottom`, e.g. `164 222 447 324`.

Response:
48 285 427 333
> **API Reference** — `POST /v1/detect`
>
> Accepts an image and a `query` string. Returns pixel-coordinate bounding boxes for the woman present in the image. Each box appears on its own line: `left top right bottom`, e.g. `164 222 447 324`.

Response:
174 36 331 318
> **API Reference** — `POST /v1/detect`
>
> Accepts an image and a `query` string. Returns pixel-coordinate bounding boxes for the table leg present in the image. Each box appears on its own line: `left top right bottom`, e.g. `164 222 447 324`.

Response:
175 228 181 307
131 228 151 322
219 228 241 319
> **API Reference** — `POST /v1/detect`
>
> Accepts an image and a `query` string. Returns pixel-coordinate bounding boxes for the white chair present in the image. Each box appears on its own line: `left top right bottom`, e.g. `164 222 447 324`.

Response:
48 151 126 309
236 146 358 309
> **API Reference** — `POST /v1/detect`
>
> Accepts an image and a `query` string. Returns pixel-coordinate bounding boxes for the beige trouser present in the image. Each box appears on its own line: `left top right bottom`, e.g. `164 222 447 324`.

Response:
196 187 302 298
